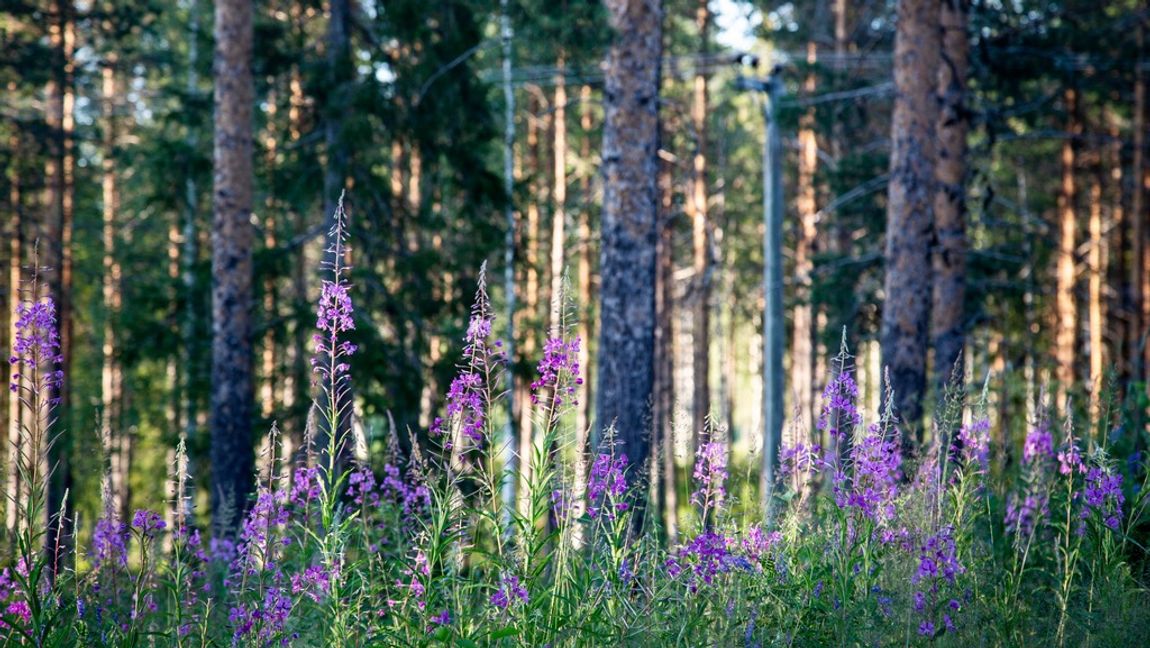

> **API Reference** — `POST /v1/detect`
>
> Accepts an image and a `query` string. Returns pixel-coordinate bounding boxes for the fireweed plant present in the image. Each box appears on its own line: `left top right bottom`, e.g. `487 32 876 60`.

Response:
2 213 1150 646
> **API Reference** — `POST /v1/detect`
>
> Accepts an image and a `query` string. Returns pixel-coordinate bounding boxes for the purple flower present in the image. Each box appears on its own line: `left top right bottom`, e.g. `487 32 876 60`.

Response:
817 365 861 443
691 442 728 518
741 525 783 563
290 565 334 603
530 336 583 406
91 516 129 570
833 423 901 523
9 297 65 400
779 443 824 481
1082 466 1124 531
587 453 629 520
1022 425 1054 465
1005 493 1049 537
490 574 528 609
955 418 990 473
675 531 733 593
430 609 451 627
432 372 486 443
131 509 167 539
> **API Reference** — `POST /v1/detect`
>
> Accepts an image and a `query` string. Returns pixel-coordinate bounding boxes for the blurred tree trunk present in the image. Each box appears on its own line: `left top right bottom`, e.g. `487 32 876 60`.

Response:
261 81 279 422
792 40 818 438
689 0 711 448
44 0 75 573
180 0 202 500
517 92 544 517
100 59 128 521
881 0 938 444
655 144 676 542
5 114 23 538
1088 170 1103 416
932 0 969 391
319 0 355 473
1132 23 1146 383
597 0 661 520
210 0 256 534
575 84 594 504
549 58 567 335
1054 87 1079 411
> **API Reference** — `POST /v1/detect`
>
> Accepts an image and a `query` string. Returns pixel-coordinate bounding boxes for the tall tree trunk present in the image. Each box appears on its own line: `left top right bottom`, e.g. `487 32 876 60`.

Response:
1132 23 1146 383
320 0 355 472
689 0 711 447
44 0 75 571
792 40 818 437
932 0 969 391
880 0 939 444
1055 87 1079 411
261 81 279 421
211 0 256 534
100 59 127 520
655 145 677 542
517 94 543 517
5 119 23 536
549 59 568 335
1088 170 1104 416
597 0 662 516
575 83 594 511
180 0 202 506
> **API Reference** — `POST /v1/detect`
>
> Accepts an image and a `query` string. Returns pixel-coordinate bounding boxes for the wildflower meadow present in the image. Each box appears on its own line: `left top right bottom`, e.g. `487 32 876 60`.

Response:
1 209 1147 647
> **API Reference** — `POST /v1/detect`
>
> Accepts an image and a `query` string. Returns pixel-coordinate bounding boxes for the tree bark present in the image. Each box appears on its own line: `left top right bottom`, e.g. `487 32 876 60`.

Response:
689 0 711 447
575 84 594 505
1132 23 1146 383
597 0 662 512
44 0 75 572
932 0 969 391
880 0 939 443
549 58 568 335
1055 87 1079 411
5 116 23 537
211 0 256 534
1088 170 1104 416
792 40 819 438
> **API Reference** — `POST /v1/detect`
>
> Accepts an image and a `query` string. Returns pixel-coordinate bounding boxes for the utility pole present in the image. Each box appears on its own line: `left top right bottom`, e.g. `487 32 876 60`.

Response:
500 0 517 518
736 63 784 516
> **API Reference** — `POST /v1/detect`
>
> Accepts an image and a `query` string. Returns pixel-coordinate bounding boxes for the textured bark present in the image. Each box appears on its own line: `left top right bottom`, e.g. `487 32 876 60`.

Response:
211 0 256 534
689 0 710 447
1054 88 1079 410
880 0 939 442
931 0 969 390
792 40 818 438
654 150 676 541
597 0 662 501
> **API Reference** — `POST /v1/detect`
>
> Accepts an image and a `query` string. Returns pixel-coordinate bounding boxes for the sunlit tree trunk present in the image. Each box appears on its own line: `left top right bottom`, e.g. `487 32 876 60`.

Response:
932 0 969 390
792 40 818 438
261 81 279 422
597 0 661 524
1055 87 1079 411
5 115 24 537
881 0 939 444
575 84 594 510
1088 172 1104 417
549 59 568 336
689 0 711 448
101 59 128 520
211 0 257 534
517 93 545 517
